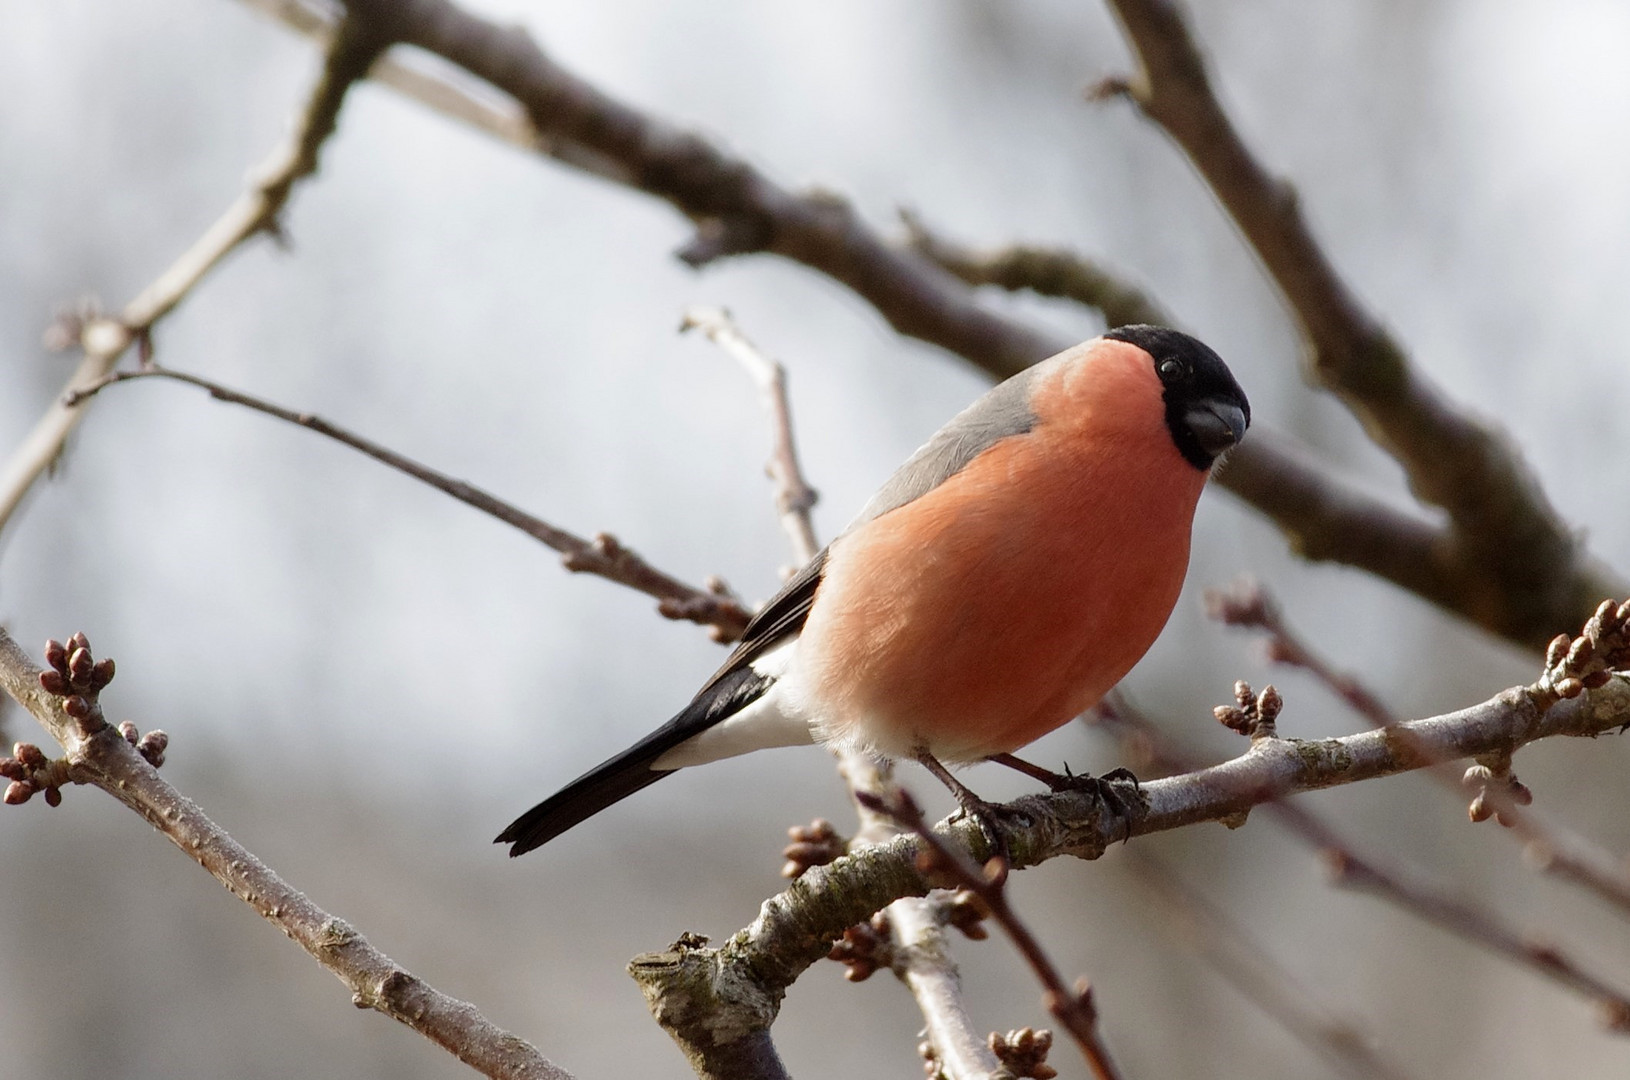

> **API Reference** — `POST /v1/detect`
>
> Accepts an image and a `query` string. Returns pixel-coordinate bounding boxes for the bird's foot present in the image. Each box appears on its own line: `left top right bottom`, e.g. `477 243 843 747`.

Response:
916 750 1011 881
988 753 1141 843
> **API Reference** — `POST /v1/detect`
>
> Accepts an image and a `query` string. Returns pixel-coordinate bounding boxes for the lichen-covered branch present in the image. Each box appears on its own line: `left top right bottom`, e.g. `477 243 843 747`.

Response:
0 630 573 1080
627 676 1630 1058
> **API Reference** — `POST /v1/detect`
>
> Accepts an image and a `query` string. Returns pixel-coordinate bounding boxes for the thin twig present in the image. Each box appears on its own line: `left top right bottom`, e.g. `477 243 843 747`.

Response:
1093 692 1630 1029
0 12 390 534
681 309 820 565
0 630 573 1080
1207 577 1630 918
1123 850 1416 1080
856 786 1126 1080
901 210 1170 330
64 365 751 640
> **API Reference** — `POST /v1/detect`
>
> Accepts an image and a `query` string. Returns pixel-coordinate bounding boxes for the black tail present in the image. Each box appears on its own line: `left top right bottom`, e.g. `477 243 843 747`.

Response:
496 666 773 857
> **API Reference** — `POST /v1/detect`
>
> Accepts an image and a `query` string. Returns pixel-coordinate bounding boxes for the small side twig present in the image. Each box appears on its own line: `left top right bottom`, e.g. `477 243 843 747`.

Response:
901 210 1169 330
63 365 750 641
681 308 821 565
856 785 1126 1080
0 629 572 1080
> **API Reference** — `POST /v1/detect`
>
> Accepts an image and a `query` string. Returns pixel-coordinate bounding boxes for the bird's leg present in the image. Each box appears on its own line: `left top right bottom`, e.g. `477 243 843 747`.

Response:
914 750 1011 875
987 752 1140 843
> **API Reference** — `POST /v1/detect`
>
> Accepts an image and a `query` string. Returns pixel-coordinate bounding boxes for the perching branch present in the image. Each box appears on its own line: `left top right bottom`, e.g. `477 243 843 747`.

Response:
629 664 1630 1060
63 365 751 641
0 11 390 535
0 630 573 1080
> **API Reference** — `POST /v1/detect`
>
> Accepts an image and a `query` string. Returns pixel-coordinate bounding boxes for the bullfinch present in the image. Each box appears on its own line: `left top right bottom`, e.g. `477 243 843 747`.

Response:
498 325 1249 857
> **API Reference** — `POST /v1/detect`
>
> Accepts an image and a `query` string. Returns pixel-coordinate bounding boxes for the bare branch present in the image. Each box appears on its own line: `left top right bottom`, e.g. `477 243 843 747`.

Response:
1098 0 1625 644
0 12 389 534
63 365 751 641
632 672 1630 1061
0 630 573 1080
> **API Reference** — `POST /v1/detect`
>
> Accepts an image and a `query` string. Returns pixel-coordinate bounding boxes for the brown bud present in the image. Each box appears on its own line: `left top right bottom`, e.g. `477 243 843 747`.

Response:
91 657 116 688
4 780 34 805
16 743 46 769
67 631 89 652
137 731 168 768
0 759 26 781
1581 670 1613 690
43 639 68 672
43 787 62 808
68 646 94 684
38 669 67 695
62 695 89 719
1468 792 1493 823
1554 678 1584 700
120 722 140 744
1257 684 1283 723
1546 634 1570 668
1566 636 1595 671
1234 680 1254 708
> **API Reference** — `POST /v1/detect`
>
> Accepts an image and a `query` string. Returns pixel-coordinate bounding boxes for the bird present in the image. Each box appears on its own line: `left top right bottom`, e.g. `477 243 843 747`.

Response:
497 324 1248 857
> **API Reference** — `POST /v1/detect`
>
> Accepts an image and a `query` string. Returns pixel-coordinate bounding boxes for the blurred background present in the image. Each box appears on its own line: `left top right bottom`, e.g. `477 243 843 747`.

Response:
3 1 1629 1077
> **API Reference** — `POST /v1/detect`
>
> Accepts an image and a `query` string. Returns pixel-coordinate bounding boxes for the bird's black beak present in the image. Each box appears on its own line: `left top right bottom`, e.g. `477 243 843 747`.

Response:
1183 398 1248 457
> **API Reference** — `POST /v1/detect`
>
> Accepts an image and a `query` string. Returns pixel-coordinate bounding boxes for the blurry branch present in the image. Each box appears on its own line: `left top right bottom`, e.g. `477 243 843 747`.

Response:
1208 579 1630 918
669 313 1013 1080
627 673 1630 1060
63 365 751 641
1098 0 1626 645
0 12 389 535
1095 691 1630 1029
0 630 574 1080
227 0 1622 653
1123 850 1416 1080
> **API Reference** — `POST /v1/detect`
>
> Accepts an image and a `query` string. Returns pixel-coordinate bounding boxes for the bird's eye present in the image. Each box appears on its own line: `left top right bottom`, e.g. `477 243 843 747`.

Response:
1158 358 1188 380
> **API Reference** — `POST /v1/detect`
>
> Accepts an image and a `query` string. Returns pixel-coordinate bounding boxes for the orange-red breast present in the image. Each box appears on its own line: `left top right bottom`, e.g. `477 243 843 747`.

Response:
499 325 1248 856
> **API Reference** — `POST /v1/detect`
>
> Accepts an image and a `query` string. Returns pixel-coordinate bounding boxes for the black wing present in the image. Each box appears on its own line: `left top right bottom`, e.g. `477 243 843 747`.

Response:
496 551 827 856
